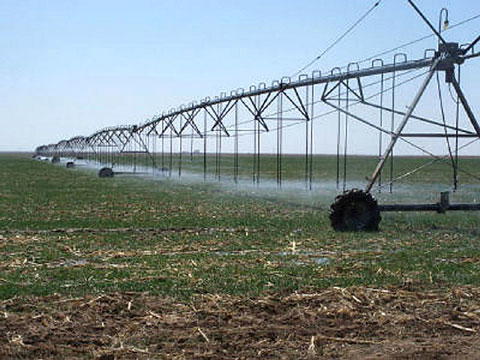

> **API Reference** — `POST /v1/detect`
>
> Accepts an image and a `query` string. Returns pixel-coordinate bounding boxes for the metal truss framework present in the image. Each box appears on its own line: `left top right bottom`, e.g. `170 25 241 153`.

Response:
37 39 480 193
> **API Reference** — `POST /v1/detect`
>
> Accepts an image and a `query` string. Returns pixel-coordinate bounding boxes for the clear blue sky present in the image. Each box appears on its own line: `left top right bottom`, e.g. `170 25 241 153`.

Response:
1 0 479 152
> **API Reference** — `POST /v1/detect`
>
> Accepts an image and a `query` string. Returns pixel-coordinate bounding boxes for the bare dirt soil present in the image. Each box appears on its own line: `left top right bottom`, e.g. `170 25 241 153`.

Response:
1 286 480 359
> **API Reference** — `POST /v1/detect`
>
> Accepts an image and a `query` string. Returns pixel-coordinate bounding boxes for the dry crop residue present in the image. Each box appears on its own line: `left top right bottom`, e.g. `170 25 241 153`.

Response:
1 286 480 359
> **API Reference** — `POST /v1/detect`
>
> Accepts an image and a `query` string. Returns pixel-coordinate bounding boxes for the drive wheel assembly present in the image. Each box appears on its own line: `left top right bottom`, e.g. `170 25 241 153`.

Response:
98 167 114 178
330 189 381 232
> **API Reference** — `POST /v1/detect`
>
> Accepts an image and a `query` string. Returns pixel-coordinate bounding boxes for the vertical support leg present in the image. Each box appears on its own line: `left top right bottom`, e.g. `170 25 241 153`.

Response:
203 109 207 181
304 85 309 190
218 128 222 181
253 107 257 184
161 133 165 172
276 92 283 188
453 66 461 190
190 128 194 162
256 113 261 185
343 79 349 192
336 84 341 189
178 117 183 177
256 96 261 185
309 83 314 190
378 73 385 191
390 69 396 193
169 127 173 178
234 101 239 184
366 59 439 192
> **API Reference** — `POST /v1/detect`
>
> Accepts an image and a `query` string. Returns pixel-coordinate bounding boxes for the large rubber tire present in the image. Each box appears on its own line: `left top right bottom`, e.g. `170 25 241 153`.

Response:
98 167 114 178
330 189 381 232
66 162 75 168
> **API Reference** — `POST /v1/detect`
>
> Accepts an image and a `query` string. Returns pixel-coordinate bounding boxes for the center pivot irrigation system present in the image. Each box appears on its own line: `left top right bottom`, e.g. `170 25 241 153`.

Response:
36 1 480 231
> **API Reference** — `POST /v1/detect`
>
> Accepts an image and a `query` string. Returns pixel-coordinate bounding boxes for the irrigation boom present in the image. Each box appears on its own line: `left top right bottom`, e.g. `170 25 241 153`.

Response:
35 1 480 231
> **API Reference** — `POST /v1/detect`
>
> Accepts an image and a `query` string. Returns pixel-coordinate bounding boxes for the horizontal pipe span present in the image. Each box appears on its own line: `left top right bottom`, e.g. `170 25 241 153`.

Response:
136 57 435 131
379 203 480 212
448 204 480 211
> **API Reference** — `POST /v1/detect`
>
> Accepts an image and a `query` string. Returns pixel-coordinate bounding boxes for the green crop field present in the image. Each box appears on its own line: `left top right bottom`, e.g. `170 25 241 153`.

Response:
1 152 480 359
2 152 480 299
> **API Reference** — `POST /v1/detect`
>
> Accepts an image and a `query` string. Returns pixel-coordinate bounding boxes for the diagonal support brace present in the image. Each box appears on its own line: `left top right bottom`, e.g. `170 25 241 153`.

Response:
366 58 441 192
